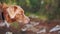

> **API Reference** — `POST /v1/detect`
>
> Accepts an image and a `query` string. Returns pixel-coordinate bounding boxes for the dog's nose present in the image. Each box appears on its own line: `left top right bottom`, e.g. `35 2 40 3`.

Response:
23 16 30 24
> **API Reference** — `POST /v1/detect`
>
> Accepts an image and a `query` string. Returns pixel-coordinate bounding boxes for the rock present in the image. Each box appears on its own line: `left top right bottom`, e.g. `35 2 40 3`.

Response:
49 25 60 32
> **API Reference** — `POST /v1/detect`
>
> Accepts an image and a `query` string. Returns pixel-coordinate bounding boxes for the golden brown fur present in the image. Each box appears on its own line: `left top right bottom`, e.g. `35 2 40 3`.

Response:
2 3 30 24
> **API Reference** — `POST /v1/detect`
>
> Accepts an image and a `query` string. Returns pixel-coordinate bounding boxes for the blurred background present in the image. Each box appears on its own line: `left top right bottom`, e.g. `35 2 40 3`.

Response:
0 0 60 34
0 0 60 21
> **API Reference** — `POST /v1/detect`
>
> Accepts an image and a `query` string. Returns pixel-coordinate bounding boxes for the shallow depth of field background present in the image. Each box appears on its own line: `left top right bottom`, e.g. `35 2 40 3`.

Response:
0 0 60 34
0 0 60 21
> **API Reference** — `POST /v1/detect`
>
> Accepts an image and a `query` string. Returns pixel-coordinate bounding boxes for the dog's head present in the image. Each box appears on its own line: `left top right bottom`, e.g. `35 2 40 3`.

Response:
3 5 30 24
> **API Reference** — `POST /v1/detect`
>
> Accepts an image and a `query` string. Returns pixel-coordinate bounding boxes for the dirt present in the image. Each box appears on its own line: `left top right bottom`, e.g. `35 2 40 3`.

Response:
0 19 60 34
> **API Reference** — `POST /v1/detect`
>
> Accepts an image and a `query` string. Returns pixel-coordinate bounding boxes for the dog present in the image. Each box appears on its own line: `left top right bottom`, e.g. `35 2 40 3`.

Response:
2 3 30 27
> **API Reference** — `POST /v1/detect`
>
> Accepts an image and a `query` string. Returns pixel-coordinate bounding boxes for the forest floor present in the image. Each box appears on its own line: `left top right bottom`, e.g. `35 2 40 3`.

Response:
0 18 60 34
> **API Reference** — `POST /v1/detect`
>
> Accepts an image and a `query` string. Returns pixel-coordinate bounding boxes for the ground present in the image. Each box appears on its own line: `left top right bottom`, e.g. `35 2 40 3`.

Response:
0 18 60 34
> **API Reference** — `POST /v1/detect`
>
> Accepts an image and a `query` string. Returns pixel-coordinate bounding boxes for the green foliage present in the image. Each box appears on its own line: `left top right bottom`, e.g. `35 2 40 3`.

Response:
11 22 19 29
0 0 60 20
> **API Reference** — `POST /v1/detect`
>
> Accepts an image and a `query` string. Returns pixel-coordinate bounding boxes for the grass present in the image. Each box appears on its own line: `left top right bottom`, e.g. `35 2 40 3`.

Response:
11 22 19 29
